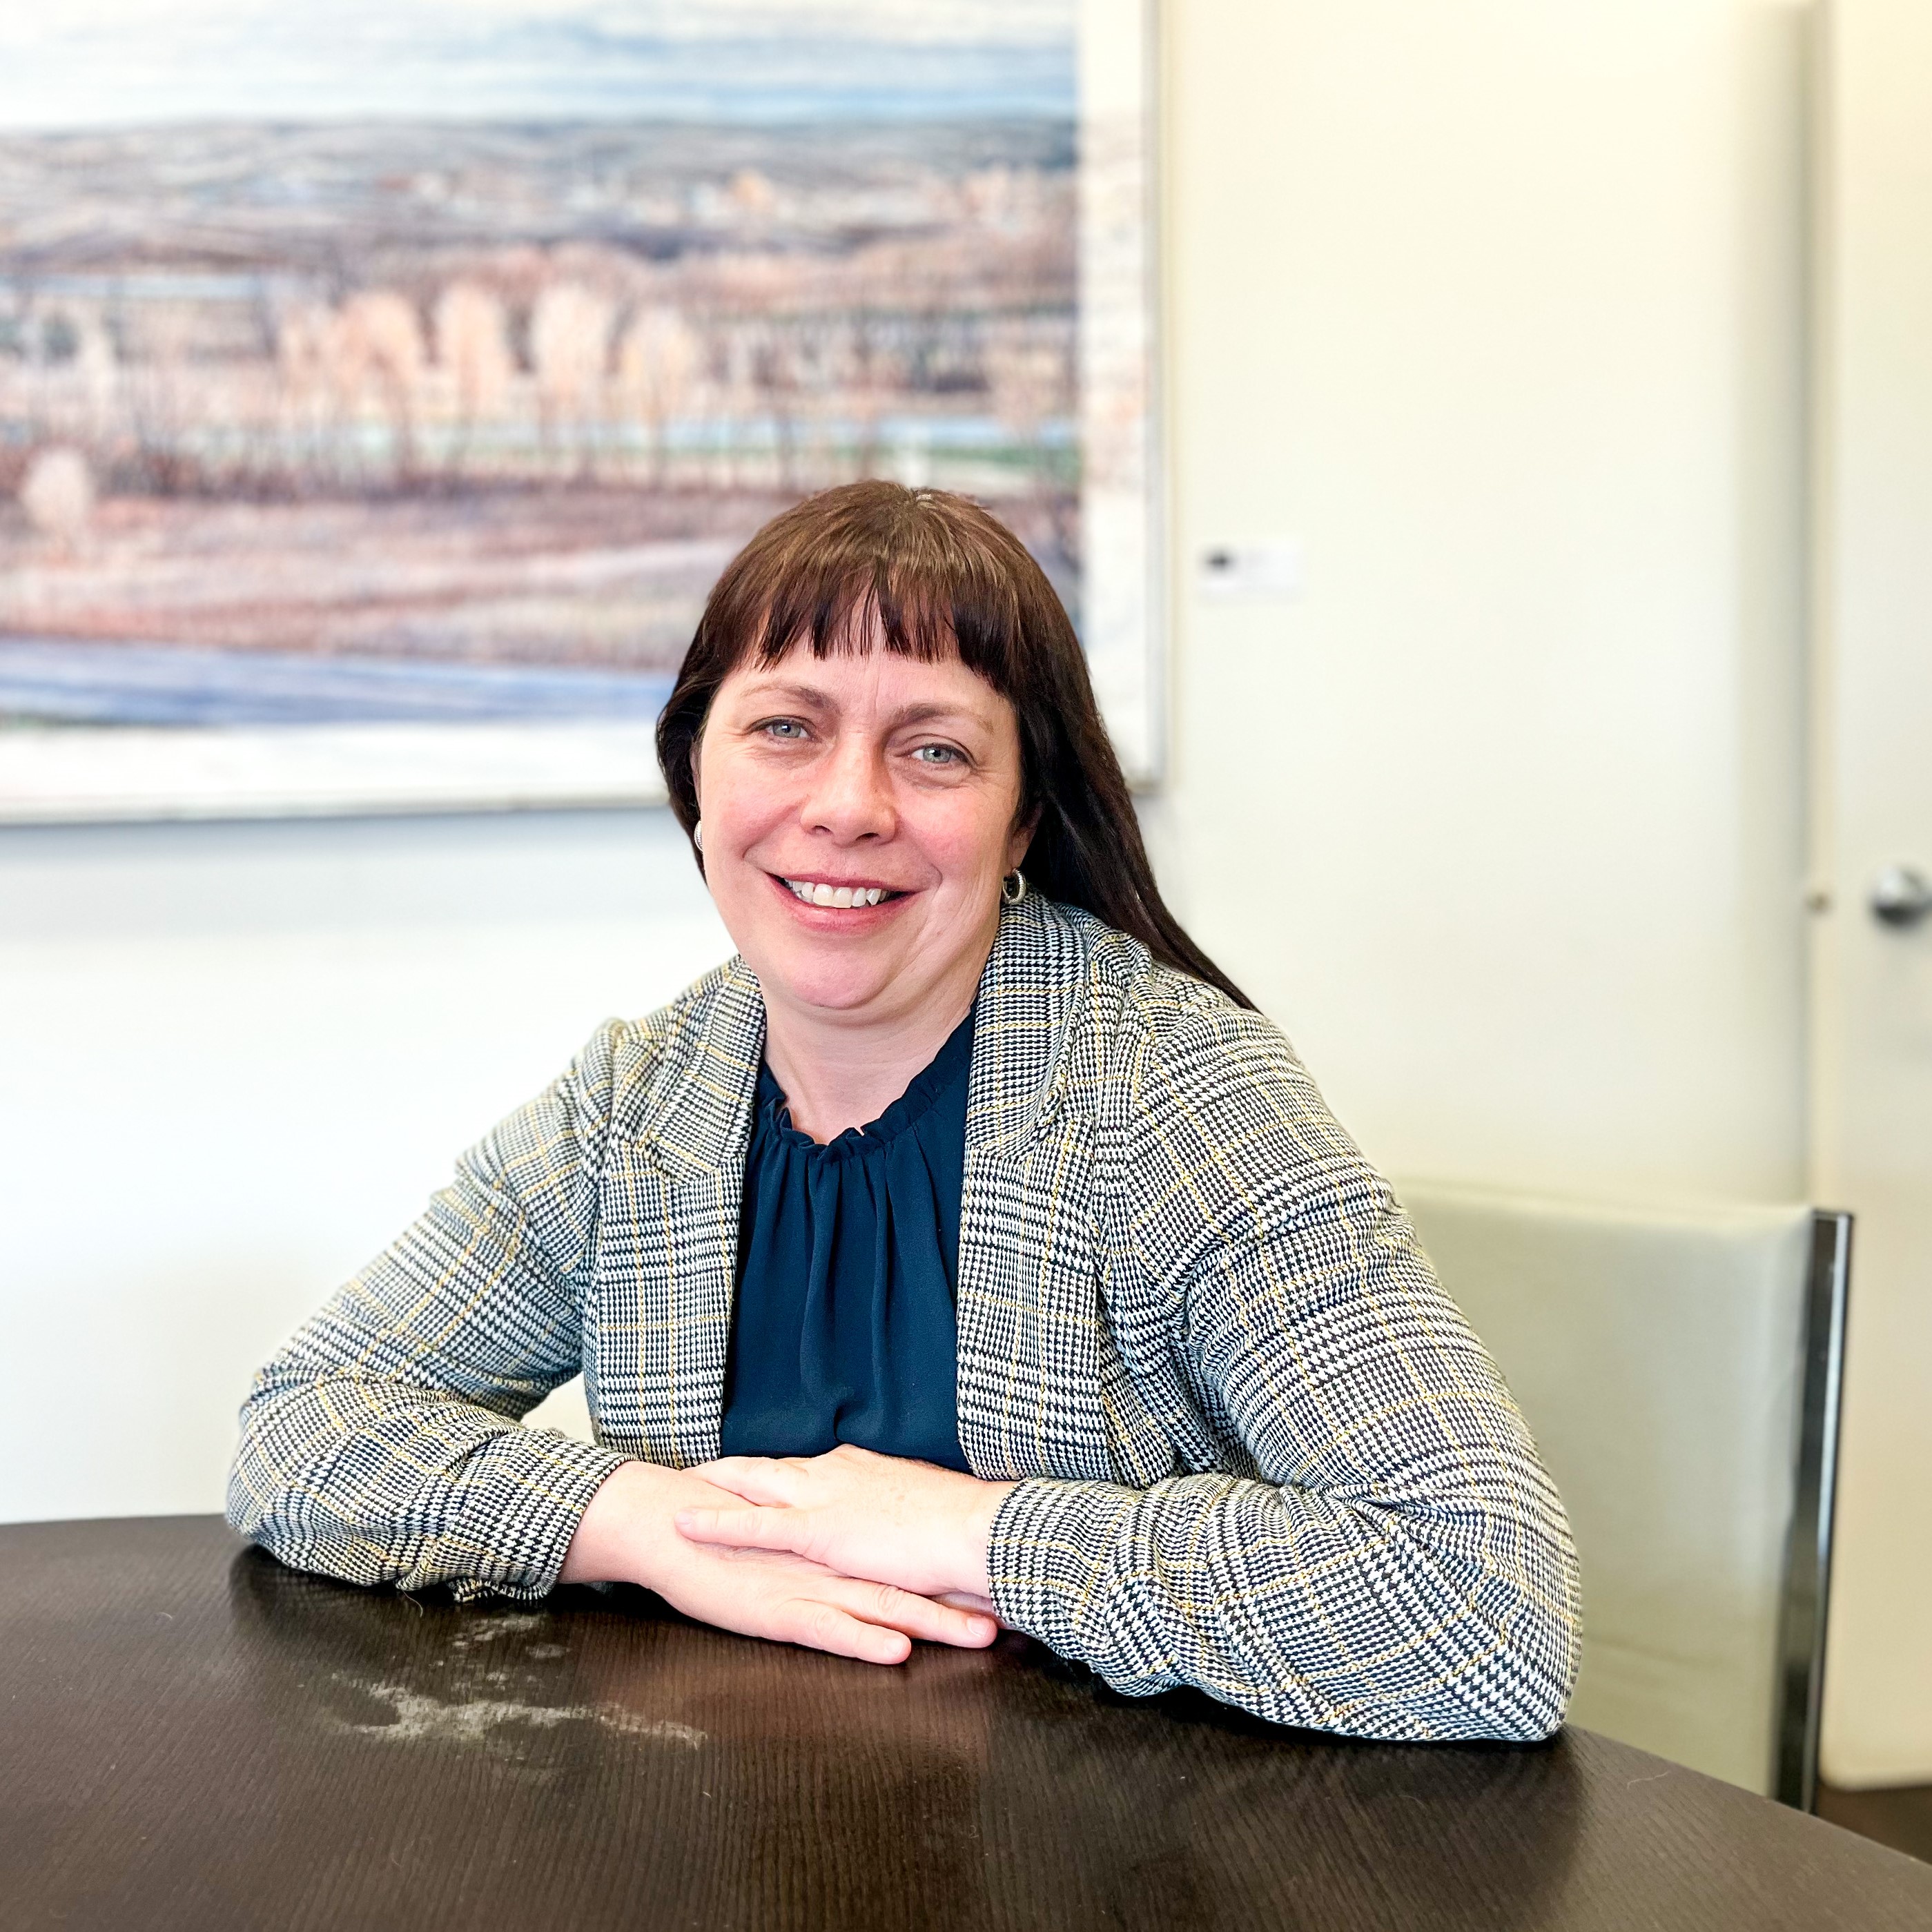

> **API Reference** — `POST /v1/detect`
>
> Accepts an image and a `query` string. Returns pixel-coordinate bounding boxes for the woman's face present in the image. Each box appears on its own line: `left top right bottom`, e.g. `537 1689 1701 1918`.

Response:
692 631 1033 1028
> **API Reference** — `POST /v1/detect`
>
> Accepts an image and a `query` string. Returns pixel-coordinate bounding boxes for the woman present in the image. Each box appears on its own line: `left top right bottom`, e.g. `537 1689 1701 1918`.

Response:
230 482 1579 1740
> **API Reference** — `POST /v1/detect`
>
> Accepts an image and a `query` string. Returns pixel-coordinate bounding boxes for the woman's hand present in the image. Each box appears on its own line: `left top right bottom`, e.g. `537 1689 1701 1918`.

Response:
674 1444 1017 1606
560 1459 998 1666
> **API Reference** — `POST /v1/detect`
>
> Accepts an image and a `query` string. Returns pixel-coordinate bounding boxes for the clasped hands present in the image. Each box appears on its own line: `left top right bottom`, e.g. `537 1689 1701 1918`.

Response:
560 1443 1016 1666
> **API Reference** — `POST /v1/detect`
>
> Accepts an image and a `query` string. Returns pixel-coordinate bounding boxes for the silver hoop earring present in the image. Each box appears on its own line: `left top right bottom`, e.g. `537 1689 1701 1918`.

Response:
1002 869 1027 905
692 819 704 852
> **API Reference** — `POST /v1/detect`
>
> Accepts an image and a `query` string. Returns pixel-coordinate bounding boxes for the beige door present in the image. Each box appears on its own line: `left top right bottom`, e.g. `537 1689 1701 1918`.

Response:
1811 0 1932 1790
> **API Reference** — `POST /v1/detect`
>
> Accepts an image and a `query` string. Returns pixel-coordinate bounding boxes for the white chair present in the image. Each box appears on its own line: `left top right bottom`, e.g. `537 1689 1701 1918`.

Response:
1398 1181 1849 1806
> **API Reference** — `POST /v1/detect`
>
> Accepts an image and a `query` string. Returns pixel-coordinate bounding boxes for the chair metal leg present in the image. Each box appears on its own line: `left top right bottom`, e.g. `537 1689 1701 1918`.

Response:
1773 1209 1853 1811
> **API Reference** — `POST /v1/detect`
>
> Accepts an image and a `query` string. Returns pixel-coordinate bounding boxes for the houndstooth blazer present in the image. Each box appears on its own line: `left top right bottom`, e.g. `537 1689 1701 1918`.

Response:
230 893 1581 1741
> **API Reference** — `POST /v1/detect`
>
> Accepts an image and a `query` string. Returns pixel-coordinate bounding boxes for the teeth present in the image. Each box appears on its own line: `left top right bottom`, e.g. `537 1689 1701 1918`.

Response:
783 879 889 906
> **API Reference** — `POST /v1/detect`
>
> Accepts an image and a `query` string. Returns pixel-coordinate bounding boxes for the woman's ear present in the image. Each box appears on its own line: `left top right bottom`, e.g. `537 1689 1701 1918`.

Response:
685 733 708 866
1006 806 1041 874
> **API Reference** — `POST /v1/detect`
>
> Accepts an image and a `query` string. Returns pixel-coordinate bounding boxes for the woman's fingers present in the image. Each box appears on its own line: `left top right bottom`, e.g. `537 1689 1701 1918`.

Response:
823 1577 999 1650
665 1539 998 1663
935 1590 1002 1619
773 1596 914 1666
675 1502 810 1554
761 1576 996 1661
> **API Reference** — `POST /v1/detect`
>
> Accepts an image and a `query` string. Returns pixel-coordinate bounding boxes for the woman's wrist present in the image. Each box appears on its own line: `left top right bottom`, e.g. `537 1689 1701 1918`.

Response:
962 1477 1019 1599
558 1458 676 1588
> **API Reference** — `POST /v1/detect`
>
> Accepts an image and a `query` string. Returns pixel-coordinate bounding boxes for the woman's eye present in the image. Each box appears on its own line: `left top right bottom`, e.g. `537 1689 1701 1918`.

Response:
761 719 809 741
912 743 964 766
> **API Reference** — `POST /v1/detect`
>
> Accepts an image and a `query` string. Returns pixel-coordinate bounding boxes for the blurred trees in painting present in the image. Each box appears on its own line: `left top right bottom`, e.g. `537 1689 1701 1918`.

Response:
0 120 1077 684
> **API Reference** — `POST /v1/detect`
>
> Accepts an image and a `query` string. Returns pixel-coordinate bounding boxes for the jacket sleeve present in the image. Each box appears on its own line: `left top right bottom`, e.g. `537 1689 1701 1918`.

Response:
226 1024 635 1600
984 995 1582 1741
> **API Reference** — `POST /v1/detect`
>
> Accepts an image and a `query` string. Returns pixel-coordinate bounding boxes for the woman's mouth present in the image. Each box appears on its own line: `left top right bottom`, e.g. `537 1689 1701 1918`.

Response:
778 876 903 909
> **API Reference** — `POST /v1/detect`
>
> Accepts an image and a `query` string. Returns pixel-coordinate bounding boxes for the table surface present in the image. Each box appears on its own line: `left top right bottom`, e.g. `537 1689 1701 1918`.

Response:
3 1518 1927 1932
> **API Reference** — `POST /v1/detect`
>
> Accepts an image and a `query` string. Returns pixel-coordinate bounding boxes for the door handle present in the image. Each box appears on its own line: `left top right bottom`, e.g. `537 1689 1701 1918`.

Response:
1871 865 1932 928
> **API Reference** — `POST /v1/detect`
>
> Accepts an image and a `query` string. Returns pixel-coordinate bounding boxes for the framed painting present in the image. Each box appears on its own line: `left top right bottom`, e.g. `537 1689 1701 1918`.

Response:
0 0 1161 821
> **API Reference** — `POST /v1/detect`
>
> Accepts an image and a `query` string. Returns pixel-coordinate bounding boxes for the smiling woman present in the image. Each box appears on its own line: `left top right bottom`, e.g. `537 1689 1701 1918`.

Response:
685 645 1028 1140
229 482 1583 1738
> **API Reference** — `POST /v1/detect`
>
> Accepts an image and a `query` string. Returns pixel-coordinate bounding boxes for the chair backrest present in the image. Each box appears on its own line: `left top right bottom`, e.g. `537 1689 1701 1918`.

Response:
1398 1182 1848 1804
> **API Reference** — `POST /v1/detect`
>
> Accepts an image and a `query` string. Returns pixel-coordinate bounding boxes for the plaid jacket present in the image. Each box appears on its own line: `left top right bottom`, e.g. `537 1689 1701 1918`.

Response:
231 894 1580 1740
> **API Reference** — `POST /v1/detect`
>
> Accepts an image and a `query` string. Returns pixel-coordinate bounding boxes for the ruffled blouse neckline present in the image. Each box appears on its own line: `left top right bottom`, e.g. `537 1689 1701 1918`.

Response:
755 1009 975 1159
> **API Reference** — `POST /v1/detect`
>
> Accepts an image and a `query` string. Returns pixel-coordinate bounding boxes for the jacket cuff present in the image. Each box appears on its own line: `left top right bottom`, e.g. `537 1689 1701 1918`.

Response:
442 1430 631 1602
985 1474 1140 1659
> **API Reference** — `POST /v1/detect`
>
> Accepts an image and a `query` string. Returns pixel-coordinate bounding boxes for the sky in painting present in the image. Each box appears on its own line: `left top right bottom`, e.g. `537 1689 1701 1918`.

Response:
0 0 1077 130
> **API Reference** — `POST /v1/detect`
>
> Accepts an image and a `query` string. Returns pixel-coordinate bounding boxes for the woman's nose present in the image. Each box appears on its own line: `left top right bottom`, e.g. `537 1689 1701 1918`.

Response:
801 739 895 842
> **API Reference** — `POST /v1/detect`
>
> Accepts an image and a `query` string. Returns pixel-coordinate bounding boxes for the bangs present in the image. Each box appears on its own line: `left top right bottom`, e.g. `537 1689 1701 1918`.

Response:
701 485 1034 700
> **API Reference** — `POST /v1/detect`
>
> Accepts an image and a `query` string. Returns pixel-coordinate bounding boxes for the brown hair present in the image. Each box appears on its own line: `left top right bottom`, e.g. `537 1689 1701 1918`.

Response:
655 480 1253 1010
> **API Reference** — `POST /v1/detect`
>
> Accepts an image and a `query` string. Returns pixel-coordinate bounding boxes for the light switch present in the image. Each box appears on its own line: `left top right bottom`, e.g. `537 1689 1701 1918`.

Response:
1196 540 1302 602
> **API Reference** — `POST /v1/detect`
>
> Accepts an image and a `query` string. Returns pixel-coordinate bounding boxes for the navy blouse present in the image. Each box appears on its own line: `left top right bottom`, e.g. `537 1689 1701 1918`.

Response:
719 1008 974 1472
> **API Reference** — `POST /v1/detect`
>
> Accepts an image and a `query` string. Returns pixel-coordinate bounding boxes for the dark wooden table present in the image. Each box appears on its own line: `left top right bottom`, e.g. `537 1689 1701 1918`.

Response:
3 1519 1927 1931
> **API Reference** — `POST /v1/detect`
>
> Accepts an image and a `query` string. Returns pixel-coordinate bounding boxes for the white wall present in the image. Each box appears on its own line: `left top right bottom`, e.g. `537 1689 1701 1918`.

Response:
0 812 725 1523
1147 0 1812 1207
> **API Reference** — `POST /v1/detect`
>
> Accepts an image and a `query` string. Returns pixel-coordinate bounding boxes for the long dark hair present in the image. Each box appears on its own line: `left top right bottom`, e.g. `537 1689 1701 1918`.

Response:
656 480 1253 1010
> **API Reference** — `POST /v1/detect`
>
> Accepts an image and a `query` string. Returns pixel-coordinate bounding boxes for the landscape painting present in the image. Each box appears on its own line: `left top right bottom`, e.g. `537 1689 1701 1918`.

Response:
0 0 1158 819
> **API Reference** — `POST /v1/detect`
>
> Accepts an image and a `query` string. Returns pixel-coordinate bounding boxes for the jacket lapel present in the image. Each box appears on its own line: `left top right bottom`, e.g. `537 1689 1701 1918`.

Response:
596 959 764 1469
955 897 1118 1481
